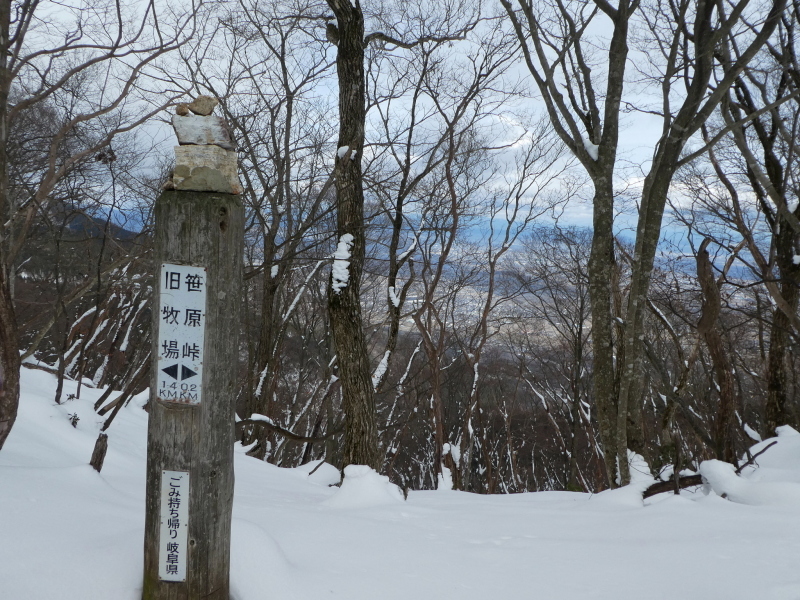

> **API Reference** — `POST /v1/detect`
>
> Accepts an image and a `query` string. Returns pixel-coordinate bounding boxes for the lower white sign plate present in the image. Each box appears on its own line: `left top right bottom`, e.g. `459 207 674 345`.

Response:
159 470 190 582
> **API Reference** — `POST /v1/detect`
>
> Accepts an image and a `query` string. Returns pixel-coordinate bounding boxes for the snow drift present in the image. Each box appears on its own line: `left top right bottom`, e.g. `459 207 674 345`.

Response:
1 368 799 600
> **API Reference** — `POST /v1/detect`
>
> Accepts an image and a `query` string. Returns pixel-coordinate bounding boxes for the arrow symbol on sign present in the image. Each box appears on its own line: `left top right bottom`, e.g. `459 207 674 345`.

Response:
162 364 198 381
162 364 179 380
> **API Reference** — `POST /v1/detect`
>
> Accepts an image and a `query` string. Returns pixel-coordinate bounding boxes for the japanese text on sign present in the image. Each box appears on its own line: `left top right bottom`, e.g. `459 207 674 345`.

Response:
157 264 207 404
158 470 189 582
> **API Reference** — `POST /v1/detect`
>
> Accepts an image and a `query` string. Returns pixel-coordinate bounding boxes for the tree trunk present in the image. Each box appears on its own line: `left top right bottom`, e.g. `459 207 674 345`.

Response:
0 0 19 453
325 0 380 471
764 211 800 436
587 179 619 487
585 5 634 488
0 275 19 451
696 239 736 463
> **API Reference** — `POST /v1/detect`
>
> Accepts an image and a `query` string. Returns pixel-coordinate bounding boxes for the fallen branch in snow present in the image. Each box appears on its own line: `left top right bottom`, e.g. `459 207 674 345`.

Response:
21 362 60 376
643 440 779 499
23 360 98 389
642 474 703 499
735 441 778 474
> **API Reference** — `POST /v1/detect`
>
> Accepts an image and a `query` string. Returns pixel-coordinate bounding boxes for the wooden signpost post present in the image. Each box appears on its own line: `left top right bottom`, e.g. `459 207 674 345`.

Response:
143 97 243 600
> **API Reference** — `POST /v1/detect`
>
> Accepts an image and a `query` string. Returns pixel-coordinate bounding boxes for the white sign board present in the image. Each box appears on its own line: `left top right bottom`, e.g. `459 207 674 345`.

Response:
157 263 207 404
159 470 190 582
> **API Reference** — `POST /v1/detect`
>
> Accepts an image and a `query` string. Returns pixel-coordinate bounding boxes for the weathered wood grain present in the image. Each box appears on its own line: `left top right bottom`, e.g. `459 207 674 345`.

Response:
143 190 243 600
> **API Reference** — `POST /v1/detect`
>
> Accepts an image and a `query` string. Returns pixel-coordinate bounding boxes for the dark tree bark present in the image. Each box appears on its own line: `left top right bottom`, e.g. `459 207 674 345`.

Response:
696 239 736 463
0 0 20 452
325 0 380 470
0 277 19 451
765 256 800 434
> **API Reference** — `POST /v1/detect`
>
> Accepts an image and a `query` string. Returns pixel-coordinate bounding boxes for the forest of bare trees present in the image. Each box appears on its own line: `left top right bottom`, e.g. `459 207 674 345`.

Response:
1 0 798 495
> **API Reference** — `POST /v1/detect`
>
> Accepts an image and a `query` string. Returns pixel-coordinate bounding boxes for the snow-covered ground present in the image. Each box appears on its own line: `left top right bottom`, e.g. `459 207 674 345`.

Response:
2 368 800 600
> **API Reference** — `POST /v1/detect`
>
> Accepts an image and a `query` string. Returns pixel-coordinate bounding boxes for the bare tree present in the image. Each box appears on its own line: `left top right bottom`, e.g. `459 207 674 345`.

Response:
502 0 786 484
507 227 598 491
322 0 383 469
180 0 340 459
322 0 482 470
711 8 800 435
0 0 199 450
666 2 800 440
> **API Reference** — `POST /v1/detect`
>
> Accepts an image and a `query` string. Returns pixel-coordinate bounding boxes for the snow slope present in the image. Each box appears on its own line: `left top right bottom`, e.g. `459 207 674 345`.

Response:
1 368 800 600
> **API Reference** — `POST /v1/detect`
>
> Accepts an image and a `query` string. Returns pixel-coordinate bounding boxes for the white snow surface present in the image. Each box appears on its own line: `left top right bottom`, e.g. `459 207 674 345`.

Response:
438 465 454 491
331 233 353 294
2 368 800 599
323 465 404 508
293 459 342 486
